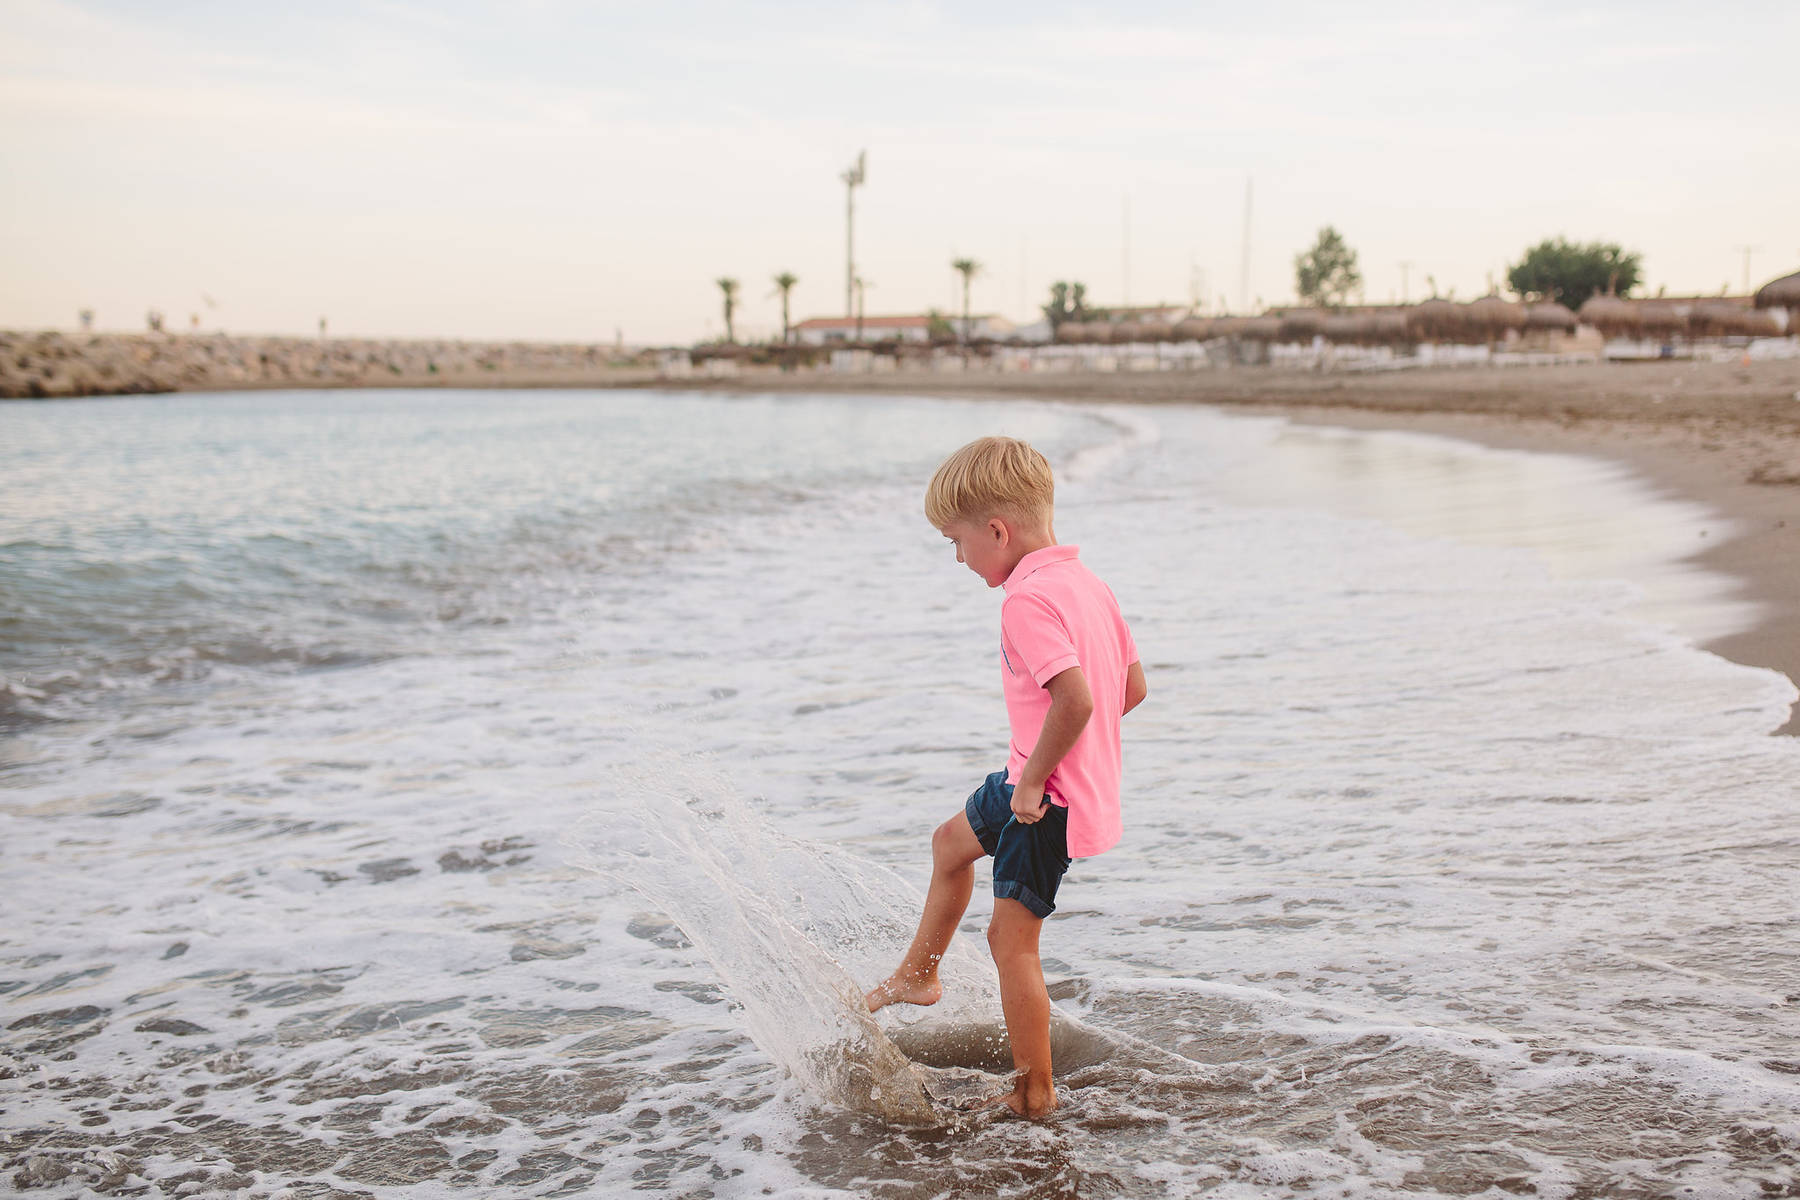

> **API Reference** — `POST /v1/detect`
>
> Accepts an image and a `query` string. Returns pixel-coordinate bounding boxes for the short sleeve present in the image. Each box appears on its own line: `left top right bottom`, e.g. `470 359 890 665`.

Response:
1001 592 1081 687
1105 582 1139 665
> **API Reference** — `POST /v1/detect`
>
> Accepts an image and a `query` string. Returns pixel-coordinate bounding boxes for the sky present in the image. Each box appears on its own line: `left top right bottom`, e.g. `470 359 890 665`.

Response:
1 0 1795 344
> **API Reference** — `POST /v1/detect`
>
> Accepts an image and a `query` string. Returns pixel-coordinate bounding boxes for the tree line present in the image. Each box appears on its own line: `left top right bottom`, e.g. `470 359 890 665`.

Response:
714 233 1653 345
1286 228 1643 312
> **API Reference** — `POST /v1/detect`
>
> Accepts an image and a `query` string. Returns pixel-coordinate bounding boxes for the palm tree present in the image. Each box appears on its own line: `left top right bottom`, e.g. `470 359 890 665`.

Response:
771 272 798 344
716 277 740 343
951 257 982 343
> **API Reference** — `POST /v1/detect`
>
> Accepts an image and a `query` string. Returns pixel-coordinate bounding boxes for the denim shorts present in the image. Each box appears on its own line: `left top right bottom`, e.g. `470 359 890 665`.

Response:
964 770 1071 919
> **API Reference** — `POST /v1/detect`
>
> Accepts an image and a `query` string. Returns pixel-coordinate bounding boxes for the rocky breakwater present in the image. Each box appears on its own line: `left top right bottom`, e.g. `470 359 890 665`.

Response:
0 331 651 398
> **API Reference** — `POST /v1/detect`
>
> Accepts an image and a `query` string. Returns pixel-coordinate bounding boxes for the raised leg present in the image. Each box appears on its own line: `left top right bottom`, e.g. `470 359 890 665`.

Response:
987 896 1056 1117
865 812 985 1012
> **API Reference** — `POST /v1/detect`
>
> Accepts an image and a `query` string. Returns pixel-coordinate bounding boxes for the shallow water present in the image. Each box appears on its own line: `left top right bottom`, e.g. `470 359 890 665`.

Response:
2 389 1797 1196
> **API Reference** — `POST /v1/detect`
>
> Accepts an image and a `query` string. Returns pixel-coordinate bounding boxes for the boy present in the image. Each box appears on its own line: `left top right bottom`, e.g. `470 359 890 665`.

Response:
865 436 1146 1119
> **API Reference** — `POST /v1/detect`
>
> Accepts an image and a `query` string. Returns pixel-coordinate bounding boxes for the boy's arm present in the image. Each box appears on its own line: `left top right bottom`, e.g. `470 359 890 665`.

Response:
1122 661 1147 715
1010 666 1094 824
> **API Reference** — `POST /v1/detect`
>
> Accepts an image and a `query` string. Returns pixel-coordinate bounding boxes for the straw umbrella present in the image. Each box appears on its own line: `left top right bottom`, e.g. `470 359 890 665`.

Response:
1688 300 1744 338
1577 296 1639 339
1056 321 1090 344
1636 301 1685 339
1138 319 1175 343
1407 299 1466 343
1732 309 1786 337
1280 309 1327 342
1369 312 1411 345
1753 270 1800 311
1466 296 1527 338
1525 302 1577 331
1322 314 1375 344
1110 321 1145 344
1172 317 1213 341
1242 316 1283 342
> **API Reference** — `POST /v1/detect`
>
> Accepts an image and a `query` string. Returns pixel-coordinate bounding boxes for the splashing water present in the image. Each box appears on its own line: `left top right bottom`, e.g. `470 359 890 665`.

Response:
565 752 1006 1124
566 751 1180 1126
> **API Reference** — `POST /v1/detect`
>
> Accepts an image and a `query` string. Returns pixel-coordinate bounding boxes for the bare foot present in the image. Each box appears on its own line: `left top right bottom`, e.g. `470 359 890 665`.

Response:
863 972 943 1013
1000 1080 1058 1119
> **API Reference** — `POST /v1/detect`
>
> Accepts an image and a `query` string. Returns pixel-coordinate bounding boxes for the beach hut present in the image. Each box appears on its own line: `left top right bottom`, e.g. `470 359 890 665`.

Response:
1525 302 1577 331
1172 317 1214 341
1576 296 1640 338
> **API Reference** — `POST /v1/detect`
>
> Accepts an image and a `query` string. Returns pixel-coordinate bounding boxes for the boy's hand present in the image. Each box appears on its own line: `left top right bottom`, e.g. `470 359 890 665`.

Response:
1009 781 1049 824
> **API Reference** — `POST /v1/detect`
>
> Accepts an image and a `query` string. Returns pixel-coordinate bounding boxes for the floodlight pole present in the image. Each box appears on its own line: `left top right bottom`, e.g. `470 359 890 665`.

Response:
842 151 866 318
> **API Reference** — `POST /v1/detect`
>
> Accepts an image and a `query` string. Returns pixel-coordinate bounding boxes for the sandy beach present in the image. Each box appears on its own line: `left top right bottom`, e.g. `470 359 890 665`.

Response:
677 358 1800 734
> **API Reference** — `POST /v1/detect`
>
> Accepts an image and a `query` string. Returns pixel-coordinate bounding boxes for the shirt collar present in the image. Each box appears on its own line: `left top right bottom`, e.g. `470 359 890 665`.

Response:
1003 544 1079 591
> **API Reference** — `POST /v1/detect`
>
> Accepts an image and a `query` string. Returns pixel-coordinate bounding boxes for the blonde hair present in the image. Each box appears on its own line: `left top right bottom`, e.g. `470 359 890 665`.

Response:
924 436 1054 529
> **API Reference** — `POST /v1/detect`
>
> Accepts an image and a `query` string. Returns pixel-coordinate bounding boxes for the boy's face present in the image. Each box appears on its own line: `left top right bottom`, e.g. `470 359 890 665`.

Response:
940 517 1012 589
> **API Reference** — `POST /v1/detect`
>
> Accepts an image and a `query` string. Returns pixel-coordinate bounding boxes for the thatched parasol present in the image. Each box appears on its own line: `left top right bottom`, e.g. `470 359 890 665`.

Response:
1109 321 1145 344
1524 302 1577 331
1210 316 1252 339
1138 319 1175 343
1241 316 1283 341
1576 296 1639 337
1172 317 1214 341
1465 295 1527 335
1056 322 1091 344
1733 309 1786 337
1753 270 1800 310
1687 300 1745 338
1635 301 1685 337
1369 312 1411 344
1406 299 1467 341
1321 314 1375 344
1280 309 1327 341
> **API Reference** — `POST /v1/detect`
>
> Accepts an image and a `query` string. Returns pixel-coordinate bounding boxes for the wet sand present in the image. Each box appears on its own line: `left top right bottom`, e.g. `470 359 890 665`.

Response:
679 358 1800 733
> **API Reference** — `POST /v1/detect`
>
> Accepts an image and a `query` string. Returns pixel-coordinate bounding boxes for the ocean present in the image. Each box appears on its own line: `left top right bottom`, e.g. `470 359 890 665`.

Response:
2 387 1796 1197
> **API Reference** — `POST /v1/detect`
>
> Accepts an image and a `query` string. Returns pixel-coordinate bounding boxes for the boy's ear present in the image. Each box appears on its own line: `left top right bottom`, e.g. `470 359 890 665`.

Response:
988 516 1010 546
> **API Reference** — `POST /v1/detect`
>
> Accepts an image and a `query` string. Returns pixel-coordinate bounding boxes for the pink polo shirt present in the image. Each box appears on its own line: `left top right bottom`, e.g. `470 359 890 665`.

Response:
999 545 1138 858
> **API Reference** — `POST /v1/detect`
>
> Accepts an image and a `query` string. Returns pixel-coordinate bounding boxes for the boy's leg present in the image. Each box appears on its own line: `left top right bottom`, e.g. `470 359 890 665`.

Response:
865 812 985 1012
987 897 1056 1117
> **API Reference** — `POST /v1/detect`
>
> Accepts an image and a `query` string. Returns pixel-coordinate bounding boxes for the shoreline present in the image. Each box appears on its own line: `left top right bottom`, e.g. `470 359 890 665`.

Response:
672 360 1800 735
10 350 1796 731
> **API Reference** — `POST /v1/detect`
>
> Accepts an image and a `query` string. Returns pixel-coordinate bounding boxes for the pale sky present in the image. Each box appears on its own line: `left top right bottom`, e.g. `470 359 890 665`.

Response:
2 0 1795 344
